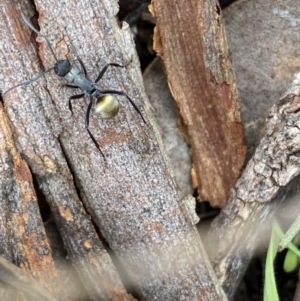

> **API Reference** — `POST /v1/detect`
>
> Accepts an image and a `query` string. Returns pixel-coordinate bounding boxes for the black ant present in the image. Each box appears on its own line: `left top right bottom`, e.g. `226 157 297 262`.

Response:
3 14 146 157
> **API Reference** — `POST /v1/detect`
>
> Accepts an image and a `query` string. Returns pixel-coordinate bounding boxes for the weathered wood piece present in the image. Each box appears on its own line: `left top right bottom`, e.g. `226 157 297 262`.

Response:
0 0 228 300
0 2 136 300
0 102 64 300
150 0 246 207
205 73 300 298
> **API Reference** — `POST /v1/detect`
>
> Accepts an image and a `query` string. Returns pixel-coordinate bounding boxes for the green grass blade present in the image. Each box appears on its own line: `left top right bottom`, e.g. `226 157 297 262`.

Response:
264 220 282 301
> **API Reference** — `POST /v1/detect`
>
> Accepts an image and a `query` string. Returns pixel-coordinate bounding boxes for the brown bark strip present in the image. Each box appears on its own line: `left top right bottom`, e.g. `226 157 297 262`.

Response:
0 102 64 300
0 0 228 300
205 73 300 298
150 0 246 207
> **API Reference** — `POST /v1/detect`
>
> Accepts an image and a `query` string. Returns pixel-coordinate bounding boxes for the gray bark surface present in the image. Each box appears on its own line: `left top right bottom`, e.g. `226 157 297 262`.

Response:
143 58 193 199
0 0 227 300
0 102 64 300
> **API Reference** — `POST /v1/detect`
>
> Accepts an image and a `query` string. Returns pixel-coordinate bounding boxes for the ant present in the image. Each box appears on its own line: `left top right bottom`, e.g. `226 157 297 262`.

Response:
3 14 146 157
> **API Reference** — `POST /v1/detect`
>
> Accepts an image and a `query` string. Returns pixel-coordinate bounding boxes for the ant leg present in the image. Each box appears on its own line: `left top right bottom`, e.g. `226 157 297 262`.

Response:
85 97 105 157
99 89 146 123
76 56 88 78
22 14 58 62
68 93 84 115
95 63 124 83
65 84 79 89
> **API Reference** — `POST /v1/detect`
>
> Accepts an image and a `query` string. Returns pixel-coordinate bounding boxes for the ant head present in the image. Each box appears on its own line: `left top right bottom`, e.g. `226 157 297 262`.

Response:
95 95 120 119
54 60 71 77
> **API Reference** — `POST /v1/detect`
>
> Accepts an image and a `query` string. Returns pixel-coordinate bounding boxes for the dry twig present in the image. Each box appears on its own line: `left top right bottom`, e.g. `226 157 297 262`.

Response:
206 73 300 298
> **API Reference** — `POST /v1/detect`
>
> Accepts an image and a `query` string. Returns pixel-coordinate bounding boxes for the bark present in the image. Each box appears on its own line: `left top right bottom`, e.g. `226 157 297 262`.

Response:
0 1 137 300
0 0 227 300
0 101 64 300
205 73 300 299
150 0 246 207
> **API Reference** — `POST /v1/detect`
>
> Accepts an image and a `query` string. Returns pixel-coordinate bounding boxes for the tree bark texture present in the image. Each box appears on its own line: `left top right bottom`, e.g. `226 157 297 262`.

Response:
0 1 227 300
0 102 63 300
150 0 246 207
205 73 300 299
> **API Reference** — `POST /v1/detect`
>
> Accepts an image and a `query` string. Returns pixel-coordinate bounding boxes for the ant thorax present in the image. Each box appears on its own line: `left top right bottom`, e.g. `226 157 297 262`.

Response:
65 65 95 95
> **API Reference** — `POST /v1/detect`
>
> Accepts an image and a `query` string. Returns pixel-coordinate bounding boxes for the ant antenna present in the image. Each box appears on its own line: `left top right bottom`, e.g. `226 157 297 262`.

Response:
3 14 59 96
3 67 54 95
21 13 58 62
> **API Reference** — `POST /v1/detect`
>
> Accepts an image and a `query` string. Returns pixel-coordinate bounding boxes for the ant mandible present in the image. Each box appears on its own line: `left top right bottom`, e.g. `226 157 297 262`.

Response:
3 14 146 157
